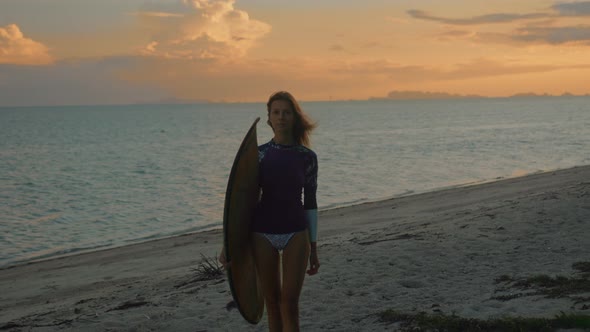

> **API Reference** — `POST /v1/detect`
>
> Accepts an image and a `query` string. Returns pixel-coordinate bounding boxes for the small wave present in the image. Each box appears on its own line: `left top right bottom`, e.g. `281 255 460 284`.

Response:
1 243 116 269
26 213 62 224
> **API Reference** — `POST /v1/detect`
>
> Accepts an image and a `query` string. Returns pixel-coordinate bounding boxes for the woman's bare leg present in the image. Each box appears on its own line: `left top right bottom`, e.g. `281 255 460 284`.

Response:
280 231 310 332
252 233 282 331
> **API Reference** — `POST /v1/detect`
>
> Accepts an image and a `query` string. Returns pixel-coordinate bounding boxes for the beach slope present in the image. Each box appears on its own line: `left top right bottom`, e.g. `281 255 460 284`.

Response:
1 166 589 331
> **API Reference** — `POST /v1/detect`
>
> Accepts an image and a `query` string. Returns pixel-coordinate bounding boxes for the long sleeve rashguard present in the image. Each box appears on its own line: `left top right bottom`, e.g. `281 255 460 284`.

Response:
251 140 318 234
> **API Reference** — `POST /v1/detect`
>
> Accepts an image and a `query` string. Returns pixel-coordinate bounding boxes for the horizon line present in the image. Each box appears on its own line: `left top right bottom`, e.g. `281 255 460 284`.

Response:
1 92 590 108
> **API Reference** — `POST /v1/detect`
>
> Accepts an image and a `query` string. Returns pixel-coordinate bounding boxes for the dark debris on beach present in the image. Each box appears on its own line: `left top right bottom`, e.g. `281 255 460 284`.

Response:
492 261 590 303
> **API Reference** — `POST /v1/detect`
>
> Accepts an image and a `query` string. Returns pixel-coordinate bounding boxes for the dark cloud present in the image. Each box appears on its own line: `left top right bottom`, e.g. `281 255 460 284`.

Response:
408 1 590 26
441 25 590 45
410 2 590 45
407 9 549 25
437 29 475 40
514 25 590 44
552 1 590 16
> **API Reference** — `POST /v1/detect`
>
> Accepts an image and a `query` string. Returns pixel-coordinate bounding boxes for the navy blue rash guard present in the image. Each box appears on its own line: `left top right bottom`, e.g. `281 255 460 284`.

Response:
251 140 318 234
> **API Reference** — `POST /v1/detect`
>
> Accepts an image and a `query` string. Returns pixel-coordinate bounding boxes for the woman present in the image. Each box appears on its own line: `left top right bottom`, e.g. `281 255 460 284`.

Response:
222 91 320 331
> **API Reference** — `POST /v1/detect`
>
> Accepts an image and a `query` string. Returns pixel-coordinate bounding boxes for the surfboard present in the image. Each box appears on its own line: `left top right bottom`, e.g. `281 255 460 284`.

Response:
223 117 263 324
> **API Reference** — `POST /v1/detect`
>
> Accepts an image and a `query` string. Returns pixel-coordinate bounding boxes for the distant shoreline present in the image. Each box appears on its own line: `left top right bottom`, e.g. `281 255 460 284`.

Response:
368 91 590 102
1 93 590 108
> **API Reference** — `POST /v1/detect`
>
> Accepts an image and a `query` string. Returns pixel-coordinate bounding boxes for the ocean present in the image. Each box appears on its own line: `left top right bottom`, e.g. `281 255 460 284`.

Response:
1 97 589 267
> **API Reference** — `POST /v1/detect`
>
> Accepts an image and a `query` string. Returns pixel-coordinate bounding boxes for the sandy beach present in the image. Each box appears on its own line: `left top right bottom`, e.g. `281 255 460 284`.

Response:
1 165 589 331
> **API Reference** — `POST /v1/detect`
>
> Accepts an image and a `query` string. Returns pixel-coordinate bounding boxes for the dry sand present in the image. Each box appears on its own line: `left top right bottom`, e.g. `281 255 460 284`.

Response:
1 165 589 331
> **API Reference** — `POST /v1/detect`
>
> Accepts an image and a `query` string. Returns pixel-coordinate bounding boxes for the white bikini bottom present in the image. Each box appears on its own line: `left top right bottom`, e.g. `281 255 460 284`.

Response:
255 232 296 251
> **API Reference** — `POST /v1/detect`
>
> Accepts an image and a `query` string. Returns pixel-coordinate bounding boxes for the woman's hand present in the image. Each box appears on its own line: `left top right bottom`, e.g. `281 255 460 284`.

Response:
307 248 320 275
219 247 230 270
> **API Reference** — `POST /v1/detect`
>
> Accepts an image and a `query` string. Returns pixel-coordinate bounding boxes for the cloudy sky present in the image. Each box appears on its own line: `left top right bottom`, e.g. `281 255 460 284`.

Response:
1 0 590 106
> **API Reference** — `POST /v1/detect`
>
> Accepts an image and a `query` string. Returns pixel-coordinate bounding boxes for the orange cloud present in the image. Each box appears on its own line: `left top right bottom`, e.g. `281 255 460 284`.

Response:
0 24 53 65
137 0 271 60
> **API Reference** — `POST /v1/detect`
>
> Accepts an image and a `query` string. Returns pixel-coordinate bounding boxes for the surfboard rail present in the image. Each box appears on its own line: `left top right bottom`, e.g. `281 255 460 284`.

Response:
222 117 264 324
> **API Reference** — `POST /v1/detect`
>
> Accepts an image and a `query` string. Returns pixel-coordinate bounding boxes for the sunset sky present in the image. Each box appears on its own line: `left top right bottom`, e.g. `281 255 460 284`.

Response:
1 0 590 106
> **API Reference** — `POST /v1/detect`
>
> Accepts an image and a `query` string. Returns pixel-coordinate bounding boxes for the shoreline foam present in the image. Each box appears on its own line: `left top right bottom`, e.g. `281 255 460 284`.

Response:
4 165 584 270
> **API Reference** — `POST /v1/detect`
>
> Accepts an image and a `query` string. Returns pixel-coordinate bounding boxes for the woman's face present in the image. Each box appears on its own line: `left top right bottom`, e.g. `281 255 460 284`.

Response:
268 99 295 134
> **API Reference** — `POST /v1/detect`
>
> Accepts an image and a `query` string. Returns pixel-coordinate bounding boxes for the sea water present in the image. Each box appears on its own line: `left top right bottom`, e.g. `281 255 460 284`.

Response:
1 97 589 267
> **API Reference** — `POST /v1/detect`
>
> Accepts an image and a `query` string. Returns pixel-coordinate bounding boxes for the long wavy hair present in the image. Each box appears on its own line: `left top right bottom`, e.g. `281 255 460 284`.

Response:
266 91 317 147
